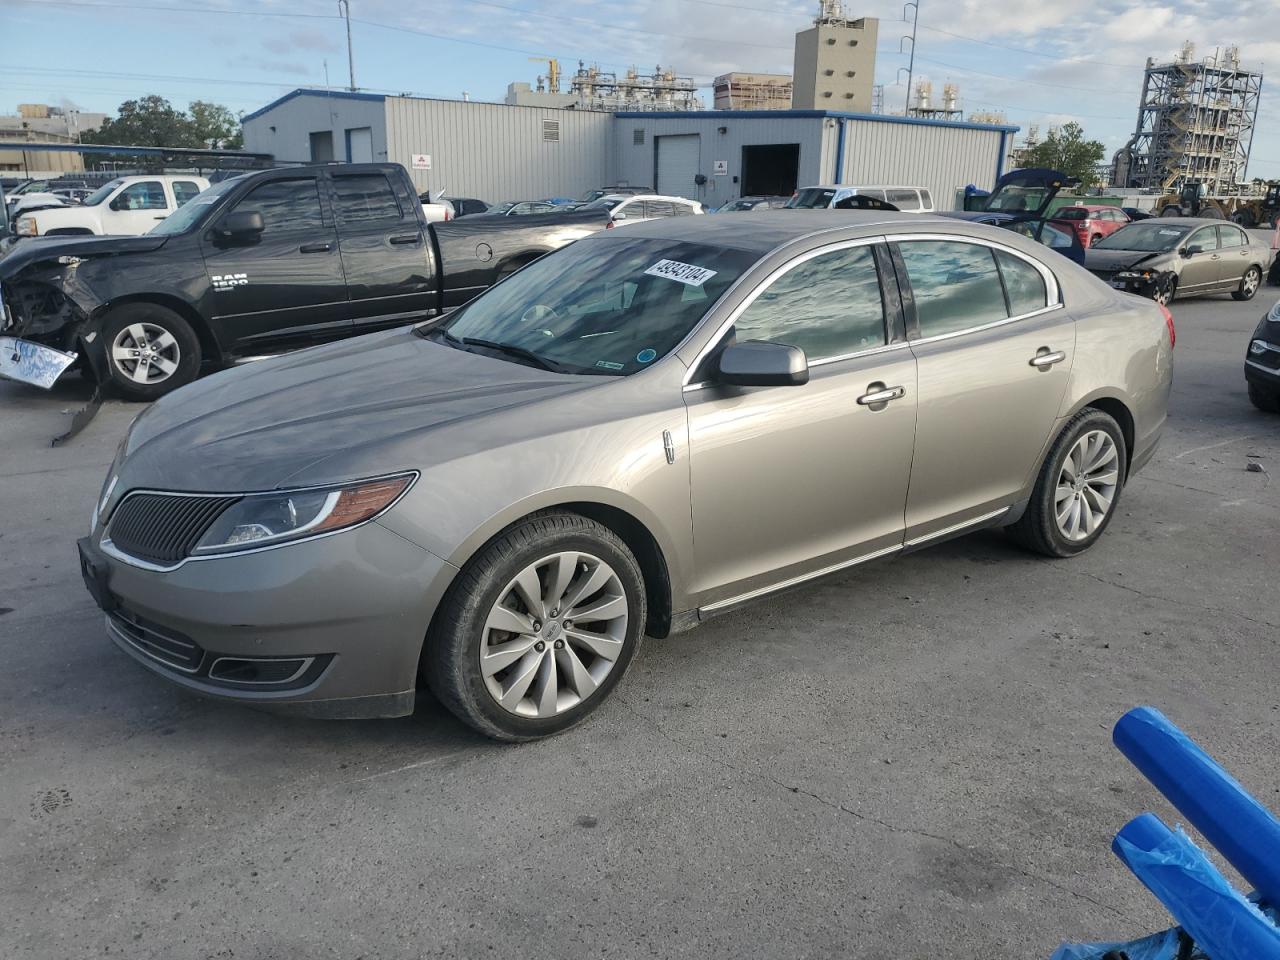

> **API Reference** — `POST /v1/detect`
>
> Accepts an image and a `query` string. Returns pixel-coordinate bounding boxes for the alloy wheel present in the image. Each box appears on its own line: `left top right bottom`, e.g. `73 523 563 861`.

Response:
1242 268 1260 298
480 551 628 718
111 322 181 384
1055 430 1120 542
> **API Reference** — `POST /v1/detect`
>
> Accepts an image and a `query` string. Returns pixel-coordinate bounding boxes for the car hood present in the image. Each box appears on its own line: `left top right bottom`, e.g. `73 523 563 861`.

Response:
117 327 597 494
1083 248 1169 272
0 233 169 276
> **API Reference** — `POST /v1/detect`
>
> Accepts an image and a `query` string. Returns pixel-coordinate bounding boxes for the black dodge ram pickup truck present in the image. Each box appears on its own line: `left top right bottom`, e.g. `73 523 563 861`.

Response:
0 163 607 398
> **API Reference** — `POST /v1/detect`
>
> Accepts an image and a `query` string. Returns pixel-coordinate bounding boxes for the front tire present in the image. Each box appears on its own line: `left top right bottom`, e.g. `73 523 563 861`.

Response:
1153 276 1177 305
1249 383 1280 414
1008 409 1127 558
1232 266 1262 301
424 511 647 741
1161 205 1182 218
101 303 201 401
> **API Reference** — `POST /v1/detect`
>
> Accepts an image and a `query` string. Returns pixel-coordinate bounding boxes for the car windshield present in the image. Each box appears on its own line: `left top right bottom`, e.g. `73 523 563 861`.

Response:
579 189 606 203
1053 208 1089 220
433 237 757 376
786 188 837 209
720 199 759 211
581 197 622 210
82 180 123 207
148 179 237 235
1093 222 1190 252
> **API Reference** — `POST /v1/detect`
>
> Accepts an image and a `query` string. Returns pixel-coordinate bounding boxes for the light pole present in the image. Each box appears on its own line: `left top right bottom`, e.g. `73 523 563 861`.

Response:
901 0 919 113
338 0 355 92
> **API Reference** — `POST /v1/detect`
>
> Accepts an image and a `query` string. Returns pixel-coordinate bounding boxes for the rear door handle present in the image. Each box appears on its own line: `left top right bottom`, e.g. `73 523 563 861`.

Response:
299 242 333 253
1030 349 1067 368
857 384 906 406
389 234 422 245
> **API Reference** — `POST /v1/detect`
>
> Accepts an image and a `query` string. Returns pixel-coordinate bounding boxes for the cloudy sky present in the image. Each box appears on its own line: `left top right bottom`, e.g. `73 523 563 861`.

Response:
4 0 1279 179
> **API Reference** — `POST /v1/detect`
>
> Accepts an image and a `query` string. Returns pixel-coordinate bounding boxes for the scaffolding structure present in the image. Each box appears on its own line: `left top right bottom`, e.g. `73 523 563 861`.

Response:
713 73 793 111
568 62 703 112
906 81 962 120
1118 43 1262 193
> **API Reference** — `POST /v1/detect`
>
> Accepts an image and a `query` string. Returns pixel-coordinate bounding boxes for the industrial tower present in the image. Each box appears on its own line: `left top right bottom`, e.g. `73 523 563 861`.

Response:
1114 43 1262 193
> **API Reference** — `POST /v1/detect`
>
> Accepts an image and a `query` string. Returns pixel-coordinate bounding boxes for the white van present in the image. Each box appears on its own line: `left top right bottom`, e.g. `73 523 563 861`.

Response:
787 184 935 213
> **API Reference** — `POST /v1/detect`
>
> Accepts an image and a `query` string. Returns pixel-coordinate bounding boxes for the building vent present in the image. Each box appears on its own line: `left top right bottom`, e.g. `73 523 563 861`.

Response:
826 37 836 45
823 91 833 98
633 128 645 145
844 92 854 98
824 69 834 76
848 39 858 46
846 70 855 77
542 118 561 142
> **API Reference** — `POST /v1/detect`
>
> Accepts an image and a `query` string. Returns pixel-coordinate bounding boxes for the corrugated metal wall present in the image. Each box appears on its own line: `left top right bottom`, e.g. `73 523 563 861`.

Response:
241 93 388 164
828 119 1006 205
383 97 612 203
612 116 826 207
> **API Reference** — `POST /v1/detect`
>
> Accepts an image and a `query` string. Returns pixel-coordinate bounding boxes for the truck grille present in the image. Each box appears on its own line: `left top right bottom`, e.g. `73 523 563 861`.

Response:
109 607 205 672
106 492 240 566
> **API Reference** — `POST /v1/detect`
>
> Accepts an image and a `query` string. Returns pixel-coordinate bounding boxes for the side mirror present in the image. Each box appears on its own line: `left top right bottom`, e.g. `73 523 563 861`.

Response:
716 340 808 387
215 210 265 241
612 211 627 221
1183 244 1203 257
109 196 126 211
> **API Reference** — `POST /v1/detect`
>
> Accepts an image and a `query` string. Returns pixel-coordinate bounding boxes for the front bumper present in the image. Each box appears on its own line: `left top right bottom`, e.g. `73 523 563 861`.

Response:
0 335 77 388
78 520 458 718
1246 326 1280 390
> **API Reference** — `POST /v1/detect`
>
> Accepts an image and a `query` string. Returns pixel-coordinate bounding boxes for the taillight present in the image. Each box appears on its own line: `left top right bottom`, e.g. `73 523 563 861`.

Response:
605 218 615 229
1159 302 1175 348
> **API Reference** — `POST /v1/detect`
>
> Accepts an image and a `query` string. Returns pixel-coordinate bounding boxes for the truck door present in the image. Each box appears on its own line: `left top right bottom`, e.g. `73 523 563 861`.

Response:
200 172 351 354
106 180 172 235
328 169 437 331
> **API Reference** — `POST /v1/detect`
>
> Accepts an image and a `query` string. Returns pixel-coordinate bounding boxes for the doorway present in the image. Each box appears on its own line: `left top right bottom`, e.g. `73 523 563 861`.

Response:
741 143 800 197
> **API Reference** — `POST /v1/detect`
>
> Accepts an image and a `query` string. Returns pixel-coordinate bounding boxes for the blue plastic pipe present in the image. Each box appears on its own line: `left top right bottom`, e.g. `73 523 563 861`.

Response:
1114 705 1280 905
1113 813 1280 960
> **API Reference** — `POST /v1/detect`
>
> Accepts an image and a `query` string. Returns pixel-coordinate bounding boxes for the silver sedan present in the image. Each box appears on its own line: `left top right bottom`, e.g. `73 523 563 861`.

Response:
79 212 1174 740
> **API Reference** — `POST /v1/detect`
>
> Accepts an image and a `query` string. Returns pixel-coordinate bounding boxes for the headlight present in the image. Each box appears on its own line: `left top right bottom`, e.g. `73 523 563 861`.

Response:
1268 300 1280 323
15 217 37 237
90 472 119 533
1115 270 1154 280
191 473 414 555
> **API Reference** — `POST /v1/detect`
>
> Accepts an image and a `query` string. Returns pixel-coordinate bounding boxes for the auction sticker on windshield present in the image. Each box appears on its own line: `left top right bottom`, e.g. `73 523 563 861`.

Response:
644 259 717 287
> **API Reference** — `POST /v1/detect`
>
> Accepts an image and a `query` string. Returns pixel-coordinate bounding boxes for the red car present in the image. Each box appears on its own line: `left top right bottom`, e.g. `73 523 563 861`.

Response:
1050 204 1131 247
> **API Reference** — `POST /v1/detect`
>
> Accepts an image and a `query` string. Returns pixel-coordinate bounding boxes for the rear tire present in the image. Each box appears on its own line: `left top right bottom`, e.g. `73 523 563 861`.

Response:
1007 408 1127 558
100 303 201 401
1249 383 1280 414
424 511 647 742
1232 266 1262 301
1232 210 1256 228
1161 206 1182 218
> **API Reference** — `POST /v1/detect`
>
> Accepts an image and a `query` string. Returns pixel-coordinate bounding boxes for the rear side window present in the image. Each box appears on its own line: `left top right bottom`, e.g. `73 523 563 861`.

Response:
918 189 933 208
172 181 202 206
994 251 1048 316
116 181 167 210
887 188 920 210
897 240 1008 337
332 174 402 223
232 177 323 232
644 201 676 218
1217 225 1245 248
732 245 886 361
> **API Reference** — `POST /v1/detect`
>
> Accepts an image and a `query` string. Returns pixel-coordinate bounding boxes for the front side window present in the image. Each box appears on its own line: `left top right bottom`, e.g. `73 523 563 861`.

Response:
1186 226 1218 253
115 181 167 211
897 240 1008 338
172 181 202 206
732 245 886 361
232 177 323 232
995 251 1048 316
332 174 402 223
436 238 756 376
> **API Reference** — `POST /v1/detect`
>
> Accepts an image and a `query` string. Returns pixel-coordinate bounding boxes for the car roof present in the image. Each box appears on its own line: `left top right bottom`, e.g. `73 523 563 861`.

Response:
1126 217 1220 226
596 209 957 254
612 194 698 203
799 184 924 191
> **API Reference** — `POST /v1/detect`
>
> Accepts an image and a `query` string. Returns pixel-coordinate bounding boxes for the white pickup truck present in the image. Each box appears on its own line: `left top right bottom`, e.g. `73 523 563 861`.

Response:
14 174 210 238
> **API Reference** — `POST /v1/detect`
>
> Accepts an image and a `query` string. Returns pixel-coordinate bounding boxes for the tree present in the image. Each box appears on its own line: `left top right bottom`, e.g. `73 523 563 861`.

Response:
1024 122 1106 188
84 96 243 149
188 101 243 149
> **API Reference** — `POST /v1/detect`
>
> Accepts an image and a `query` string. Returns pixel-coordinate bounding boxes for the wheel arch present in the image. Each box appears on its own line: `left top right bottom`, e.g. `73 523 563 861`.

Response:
93 294 224 366
1070 393 1136 479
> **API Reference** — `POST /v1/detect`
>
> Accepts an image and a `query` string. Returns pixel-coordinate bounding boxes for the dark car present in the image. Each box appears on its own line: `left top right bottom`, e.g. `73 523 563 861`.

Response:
578 186 651 205
938 212 1086 265
1246 298 1280 413
488 201 558 216
446 197 490 217
0 163 608 399
1121 207 1153 222
716 196 790 212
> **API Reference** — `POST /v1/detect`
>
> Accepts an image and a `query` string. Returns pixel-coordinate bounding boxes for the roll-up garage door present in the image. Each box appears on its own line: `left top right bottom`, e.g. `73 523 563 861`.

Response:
656 134 700 199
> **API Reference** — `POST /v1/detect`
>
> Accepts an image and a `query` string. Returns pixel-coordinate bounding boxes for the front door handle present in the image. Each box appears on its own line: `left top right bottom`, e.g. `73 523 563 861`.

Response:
389 234 422 245
299 242 333 253
856 384 906 406
1030 349 1067 368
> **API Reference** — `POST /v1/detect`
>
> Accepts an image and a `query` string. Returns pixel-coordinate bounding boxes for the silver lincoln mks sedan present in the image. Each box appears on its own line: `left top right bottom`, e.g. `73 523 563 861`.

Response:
79 211 1174 740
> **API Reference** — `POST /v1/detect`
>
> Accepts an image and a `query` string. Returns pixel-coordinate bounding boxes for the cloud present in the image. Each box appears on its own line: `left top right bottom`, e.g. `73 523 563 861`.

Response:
262 28 340 55
226 54 315 77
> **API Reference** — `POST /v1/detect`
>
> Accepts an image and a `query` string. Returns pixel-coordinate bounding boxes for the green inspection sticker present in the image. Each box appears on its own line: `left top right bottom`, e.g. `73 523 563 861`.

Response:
595 360 625 371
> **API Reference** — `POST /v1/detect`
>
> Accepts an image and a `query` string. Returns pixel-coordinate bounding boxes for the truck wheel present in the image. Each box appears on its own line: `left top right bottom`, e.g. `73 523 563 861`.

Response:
1160 206 1181 217
1232 211 1256 228
101 304 201 401
1232 266 1262 301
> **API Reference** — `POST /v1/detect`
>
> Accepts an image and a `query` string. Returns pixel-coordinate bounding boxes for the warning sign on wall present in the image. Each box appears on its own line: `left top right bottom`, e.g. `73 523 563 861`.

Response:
411 154 432 170
712 160 728 175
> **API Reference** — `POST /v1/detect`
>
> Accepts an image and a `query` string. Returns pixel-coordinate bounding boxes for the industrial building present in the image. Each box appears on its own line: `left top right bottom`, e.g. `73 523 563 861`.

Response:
504 61 702 112
241 88 1016 208
791 3 878 111
1113 43 1262 192
713 73 794 111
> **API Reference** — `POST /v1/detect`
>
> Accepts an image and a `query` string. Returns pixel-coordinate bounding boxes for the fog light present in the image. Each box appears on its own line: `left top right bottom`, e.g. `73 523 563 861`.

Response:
1251 339 1270 356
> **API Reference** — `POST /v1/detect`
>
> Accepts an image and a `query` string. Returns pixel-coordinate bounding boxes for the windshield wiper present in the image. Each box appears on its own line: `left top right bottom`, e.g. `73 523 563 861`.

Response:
459 337 561 372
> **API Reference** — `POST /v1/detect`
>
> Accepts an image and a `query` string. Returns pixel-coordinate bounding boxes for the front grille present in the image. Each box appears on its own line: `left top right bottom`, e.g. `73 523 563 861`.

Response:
109 607 205 672
106 493 240 566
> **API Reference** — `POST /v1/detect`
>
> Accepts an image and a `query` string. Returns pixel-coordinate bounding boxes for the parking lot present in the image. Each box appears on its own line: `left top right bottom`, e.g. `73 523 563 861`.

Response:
1 289 1277 959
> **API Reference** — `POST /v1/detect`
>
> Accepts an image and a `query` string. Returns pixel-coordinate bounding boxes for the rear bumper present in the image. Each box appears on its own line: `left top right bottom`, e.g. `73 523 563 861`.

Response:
80 519 459 719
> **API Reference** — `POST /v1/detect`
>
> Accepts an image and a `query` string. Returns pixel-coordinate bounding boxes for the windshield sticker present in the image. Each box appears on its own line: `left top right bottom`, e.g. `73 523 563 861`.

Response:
595 360 625 371
644 259 717 287
636 348 657 364
1158 229 1183 236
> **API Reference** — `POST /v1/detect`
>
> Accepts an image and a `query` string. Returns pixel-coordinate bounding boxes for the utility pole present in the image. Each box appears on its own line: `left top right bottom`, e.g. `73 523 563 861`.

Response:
902 0 919 113
338 0 355 91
